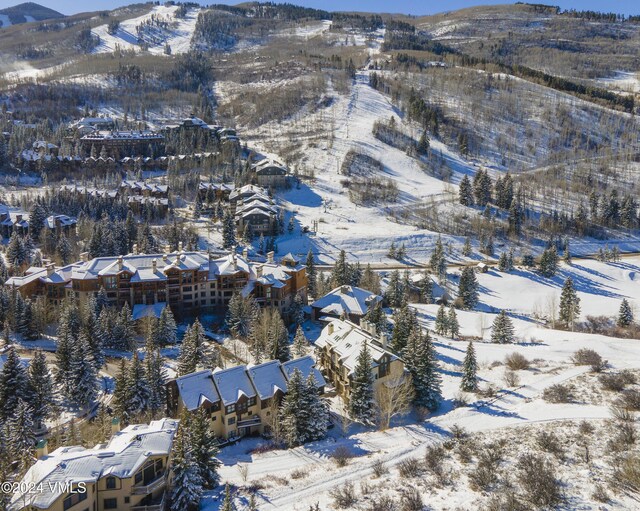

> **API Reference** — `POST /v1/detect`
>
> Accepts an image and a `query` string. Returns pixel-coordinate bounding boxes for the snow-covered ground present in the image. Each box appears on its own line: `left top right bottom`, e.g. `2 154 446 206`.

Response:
0 14 12 28
203 256 640 510
92 4 200 55
597 70 640 94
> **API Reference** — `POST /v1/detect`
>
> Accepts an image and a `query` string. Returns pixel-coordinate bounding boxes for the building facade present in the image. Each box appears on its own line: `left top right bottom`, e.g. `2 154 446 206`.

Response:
167 356 325 441
315 319 405 402
8 419 177 511
5 250 307 317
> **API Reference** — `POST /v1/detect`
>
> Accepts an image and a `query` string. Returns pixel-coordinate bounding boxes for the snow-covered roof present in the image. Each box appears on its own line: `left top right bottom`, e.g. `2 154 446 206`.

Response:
121 180 168 194
175 370 220 411
45 214 77 229
81 130 164 141
252 159 288 175
132 302 166 321
315 319 398 375
311 285 382 317
282 356 326 388
212 365 256 406
229 184 269 202
9 419 178 511
246 360 289 401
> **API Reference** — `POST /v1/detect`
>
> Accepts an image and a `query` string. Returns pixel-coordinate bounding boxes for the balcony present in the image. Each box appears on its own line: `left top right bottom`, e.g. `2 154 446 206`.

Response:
131 474 167 495
237 415 261 428
131 493 165 511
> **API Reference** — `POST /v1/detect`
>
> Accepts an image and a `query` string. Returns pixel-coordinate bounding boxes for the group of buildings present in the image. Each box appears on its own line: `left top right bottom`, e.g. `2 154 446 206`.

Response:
6 249 308 319
0 205 76 240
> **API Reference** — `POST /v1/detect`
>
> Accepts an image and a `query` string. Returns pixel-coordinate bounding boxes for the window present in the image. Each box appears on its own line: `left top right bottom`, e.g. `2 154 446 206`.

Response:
104 277 116 290
247 397 256 407
63 492 87 511
378 356 390 378
103 498 118 509
155 459 163 470
124 497 130 504
106 477 116 489
135 472 142 484
228 417 236 425
226 404 235 414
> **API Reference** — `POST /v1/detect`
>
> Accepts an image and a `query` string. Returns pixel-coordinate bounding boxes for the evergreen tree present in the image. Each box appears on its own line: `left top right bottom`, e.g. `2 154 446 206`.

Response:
0 345 29 421
280 368 307 447
27 350 54 428
498 251 509 272
28 202 48 241
458 267 479 309
170 414 204 511
69 333 98 409
145 337 167 417
491 310 515 344
448 305 459 339
221 484 235 511
127 352 150 416
18 298 37 340
460 341 478 392
306 250 317 298
8 399 35 473
539 246 559 278
564 240 572 265
403 328 441 411
349 343 375 423
558 277 581 330
618 298 634 328
288 294 305 327
157 306 177 346
417 272 433 304
226 292 258 339
292 326 308 358
222 210 236 249
391 304 416 354
190 408 221 489
56 235 72 265
112 359 131 422
331 250 350 287
363 302 386 334
116 302 136 351
360 263 381 295
462 236 472 257
434 303 449 336
267 309 290 362
458 175 474 206
6 231 27 267
387 242 396 260
385 270 405 308
177 320 207 376
429 235 446 281
301 373 329 442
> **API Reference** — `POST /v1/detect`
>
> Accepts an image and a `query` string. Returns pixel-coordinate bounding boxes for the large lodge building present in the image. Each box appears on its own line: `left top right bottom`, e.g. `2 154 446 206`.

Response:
5 249 307 318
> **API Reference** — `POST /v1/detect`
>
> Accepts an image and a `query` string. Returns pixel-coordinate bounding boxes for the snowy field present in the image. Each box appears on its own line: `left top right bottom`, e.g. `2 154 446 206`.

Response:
203 257 640 510
92 4 200 55
597 71 640 94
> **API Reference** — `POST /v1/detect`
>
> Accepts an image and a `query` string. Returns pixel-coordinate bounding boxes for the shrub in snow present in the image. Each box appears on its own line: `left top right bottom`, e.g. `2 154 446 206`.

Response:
330 482 358 509
331 445 354 467
424 444 446 479
599 371 635 392
400 487 424 511
504 352 529 371
398 457 422 478
503 369 520 388
516 454 563 508
372 458 388 477
366 495 398 511
614 455 640 495
536 431 565 461
543 384 574 403
621 389 640 411
571 348 607 372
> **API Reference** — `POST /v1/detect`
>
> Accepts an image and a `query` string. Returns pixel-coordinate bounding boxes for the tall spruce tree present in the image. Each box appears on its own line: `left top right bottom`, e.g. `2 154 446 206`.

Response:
429 236 446 281
222 210 236 249
157 306 177 346
0 345 29 421
349 343 375 423
385 270 405 308
434 303 449 336
331 250 350 287
491 310 515 344
145 337 167 417
403 328 441 411
112 359 132 422
458 175 474 206
618 298 634 327
177 320 207 376
128 352 150 416
539 246 559 278
280 368 308 447
27 350 54 429
292 326 308 358
391 304 416 354
8 399 35 473
460 341 478 392
170 414 204 511
458 266 479 309
69 333 98 409
190 408 221 489
448 305 459 339
558 277 580 329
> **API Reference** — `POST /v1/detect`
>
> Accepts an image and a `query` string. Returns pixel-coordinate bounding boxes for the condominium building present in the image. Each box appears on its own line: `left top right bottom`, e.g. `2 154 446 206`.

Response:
5 250 307 317
8 418 178 511
167 356 325 441
315 319 405 401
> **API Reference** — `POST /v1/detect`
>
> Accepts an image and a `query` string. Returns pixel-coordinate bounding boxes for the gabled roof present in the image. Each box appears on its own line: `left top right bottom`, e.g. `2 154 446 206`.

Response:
9 419 178 511
212 365 256 406
311 285 381 317
246 360 288 400
175 370 220 411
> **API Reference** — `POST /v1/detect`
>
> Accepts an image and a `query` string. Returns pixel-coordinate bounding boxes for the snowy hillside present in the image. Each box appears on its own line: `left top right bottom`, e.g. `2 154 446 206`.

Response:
92 4 200 55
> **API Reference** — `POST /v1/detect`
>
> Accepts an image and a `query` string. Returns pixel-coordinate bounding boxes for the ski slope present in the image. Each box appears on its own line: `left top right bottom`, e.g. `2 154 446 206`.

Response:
92 5 200 55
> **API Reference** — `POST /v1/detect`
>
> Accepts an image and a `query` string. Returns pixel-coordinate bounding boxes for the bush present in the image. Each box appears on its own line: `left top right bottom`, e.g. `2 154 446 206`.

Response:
398 457 422 478
572 348 607 372
516 454 563 507
483 492 527 511
424 444 446 477
367 495 398 511
469 442 505 491
621 389 640 411
372 458 388 477
505 352 530 370
592 483 610 502
290 468 308 479
536 431 565 460
400 488 423 511
578 420 595 435
543 384 574 403
503 369 520 387
600 371 636 392
614 455 640 494
330 482 358 508
331 445 354 467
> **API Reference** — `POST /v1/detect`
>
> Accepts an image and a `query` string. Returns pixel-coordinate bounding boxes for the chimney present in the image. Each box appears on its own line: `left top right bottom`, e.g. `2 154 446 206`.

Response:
46 263 55 276
242 247 248 260
267 251 274 263
111 417 121 435
178 241 183 252
117 255 123 271
379 331 388 349
36 439 48 459
327 322 335 335
165 244 172 254
79 251 89 262
163 253 169 263
132 243 138 255
256 265 263 277
152 258 157 273
232 252 238 270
